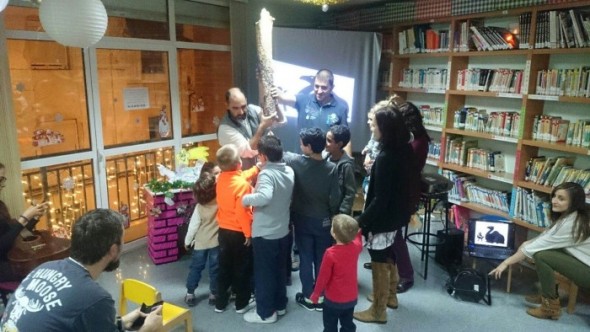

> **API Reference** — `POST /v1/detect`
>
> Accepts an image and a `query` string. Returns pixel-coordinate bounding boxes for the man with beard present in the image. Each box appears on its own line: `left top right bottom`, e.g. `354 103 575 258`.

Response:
0 209 162 332
218 87 285 170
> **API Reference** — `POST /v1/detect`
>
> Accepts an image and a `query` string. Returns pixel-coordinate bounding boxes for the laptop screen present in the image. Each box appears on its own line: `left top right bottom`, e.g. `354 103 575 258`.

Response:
467 219 515 259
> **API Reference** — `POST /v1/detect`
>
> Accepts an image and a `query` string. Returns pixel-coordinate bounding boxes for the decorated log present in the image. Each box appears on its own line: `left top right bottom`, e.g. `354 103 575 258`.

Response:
256 8 276 117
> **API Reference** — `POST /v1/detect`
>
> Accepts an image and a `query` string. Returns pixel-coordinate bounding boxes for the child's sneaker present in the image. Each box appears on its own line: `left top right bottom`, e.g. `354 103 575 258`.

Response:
276 308 286 316
184 294 196 307
208 294 216 306
236 298 256 314
243 310 277 324
295 293 315 311
315 296 324 312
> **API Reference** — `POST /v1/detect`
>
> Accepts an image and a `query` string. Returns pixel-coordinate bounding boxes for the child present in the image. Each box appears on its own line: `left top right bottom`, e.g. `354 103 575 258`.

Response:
325 125 356 216
214 144 259 314
283 127 341 311
184 171 220 307
242 136 294 323
490 182 590 320
310 214 362 332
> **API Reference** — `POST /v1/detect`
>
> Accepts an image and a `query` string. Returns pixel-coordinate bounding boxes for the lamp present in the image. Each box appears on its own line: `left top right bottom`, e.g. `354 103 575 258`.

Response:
39 0 108 48
297 0 348 12
0 0 8 12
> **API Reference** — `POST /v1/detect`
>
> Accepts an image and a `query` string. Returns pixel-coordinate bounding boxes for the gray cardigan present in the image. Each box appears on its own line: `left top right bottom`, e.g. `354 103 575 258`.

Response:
242 162 294 239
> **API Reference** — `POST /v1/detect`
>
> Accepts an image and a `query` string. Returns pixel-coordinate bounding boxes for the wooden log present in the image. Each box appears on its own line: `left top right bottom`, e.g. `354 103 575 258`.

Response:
256 8 276 117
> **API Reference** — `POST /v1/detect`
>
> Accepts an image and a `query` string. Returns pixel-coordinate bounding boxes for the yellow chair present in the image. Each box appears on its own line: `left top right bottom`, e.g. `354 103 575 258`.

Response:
119 279 193 332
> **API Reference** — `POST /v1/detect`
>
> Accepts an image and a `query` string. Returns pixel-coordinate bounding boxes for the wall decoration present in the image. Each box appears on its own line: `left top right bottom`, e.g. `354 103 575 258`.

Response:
158 106 170 138
32 129 65 147
124 87 150 110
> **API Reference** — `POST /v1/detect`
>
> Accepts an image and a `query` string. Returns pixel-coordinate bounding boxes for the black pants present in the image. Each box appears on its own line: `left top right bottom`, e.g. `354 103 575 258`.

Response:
323 305 355 332
216 229 253 310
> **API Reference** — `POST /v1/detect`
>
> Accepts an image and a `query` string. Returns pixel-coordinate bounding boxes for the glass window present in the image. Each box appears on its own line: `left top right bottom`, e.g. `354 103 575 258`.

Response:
96 49 172 148
3 4 43 32
7 40 90 160
175 0 230 45
106 147 175 242
21 160 96 238
103 0 169 40
178 49 231 137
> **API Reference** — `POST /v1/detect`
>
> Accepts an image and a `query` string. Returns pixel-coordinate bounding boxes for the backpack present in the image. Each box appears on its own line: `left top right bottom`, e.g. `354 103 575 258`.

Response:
446 267 491 305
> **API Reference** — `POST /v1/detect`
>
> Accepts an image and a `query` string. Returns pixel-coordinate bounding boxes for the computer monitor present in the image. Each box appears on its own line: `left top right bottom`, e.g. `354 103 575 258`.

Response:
467 218 516 260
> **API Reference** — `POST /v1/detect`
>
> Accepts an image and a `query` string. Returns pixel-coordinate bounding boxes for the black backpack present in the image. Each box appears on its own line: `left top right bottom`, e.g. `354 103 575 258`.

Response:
446 267 491 305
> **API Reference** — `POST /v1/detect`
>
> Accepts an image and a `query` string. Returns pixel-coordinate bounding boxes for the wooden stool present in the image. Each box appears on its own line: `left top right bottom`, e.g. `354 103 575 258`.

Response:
555 272 578 314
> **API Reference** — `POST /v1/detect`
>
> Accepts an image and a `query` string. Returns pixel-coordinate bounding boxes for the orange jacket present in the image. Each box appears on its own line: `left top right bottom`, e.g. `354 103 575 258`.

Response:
216 166 259 238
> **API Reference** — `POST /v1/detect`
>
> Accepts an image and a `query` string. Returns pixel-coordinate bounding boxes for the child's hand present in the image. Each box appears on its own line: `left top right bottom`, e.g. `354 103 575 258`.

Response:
244 237 251 246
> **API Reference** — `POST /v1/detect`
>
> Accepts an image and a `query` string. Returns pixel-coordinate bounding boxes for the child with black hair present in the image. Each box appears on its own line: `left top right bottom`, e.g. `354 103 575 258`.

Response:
310 214 362 332
184 171 220 307
242 136 294 323
283 127 341 312
325 125 357 216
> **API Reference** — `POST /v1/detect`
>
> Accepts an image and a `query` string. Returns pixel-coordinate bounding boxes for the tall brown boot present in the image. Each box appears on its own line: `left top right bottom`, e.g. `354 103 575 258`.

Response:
354 262 389 324
366 263 399 309
526 296 561 320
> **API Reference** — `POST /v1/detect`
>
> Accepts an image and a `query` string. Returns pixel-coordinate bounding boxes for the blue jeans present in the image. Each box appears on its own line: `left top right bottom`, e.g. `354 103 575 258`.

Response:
186 246 219 295
292 212 333 298
252 235 289 319
323 305 355 332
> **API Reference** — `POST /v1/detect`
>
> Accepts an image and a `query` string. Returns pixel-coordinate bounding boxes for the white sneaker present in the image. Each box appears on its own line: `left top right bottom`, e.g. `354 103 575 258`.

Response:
236 298 256 314
244 311 277 324
276 309 286 316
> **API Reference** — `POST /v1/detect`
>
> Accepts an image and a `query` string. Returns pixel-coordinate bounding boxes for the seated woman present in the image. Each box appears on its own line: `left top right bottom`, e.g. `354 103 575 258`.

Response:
0 162 48 282
490 182 590 320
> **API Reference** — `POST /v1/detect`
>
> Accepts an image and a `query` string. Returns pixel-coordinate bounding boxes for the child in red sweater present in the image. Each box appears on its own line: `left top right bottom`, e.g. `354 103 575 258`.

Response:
310 214 362 332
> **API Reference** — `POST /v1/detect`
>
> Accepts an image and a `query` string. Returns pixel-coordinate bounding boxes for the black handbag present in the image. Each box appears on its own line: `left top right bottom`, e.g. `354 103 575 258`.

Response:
446 267 491 305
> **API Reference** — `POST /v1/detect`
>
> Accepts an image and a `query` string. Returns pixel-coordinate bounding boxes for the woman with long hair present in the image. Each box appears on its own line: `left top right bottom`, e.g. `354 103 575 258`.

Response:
353 99 417 324
490 182 590 320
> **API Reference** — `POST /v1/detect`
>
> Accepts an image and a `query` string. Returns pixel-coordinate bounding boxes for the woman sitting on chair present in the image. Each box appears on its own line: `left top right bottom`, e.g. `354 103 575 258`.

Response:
490 182 590 320
0 162 48 282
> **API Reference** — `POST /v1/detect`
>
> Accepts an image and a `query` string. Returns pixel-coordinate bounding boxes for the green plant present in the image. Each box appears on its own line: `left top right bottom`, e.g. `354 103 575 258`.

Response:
146 178 193 198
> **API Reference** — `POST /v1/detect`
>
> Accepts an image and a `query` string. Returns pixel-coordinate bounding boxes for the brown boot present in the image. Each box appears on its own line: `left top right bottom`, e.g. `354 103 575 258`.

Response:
524 293 541 304
354 262 389 324
526 296 561 320
366 263 399 309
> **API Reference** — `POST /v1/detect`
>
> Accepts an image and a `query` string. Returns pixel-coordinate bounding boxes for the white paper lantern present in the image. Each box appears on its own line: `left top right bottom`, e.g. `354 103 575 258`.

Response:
39 0 108 48
0 0 9 13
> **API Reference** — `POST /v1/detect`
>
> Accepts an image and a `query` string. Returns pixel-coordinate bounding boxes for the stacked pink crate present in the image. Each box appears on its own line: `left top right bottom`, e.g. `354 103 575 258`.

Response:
144 188 195 264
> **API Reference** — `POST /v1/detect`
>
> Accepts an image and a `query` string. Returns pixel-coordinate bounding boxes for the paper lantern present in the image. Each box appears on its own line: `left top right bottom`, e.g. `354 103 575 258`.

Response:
0 0 8 13
39 0 108 48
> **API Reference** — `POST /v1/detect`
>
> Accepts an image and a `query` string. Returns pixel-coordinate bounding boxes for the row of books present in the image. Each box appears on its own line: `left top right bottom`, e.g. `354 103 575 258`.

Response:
532 117 590 147
443 137 506 172
379 62 393 88
524 156 590 190
443 170 510 213
428 141 441 161
419 105 444 127
509 187 550 227
535 9 590 50
535 67 590 98
456 68 524 93
518 13 533 49
469 25 517 52
453 108 520 138
398 68 448 90
398 25 451 54
453 22 517 52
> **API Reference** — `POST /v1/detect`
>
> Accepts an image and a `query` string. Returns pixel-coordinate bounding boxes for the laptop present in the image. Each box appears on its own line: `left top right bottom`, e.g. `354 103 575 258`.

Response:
467 218 515 261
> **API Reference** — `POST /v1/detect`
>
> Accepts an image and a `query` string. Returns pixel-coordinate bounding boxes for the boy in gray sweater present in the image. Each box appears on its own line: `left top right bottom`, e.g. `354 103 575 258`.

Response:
242 136 295 324
283 127 341 311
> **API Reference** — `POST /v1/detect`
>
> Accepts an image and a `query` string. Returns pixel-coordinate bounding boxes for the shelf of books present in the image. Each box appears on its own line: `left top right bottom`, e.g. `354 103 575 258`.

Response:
382 0 590 234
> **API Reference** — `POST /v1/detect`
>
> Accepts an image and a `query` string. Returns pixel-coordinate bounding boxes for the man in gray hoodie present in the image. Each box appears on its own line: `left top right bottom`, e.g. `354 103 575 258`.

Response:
242 135 294 324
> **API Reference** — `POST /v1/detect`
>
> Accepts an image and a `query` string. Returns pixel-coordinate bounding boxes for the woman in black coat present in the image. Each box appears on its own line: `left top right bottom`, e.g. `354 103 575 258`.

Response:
353 99 417 324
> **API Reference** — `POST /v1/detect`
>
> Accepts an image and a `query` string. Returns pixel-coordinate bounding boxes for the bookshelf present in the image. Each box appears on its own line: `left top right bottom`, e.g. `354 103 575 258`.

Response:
381 1 590 233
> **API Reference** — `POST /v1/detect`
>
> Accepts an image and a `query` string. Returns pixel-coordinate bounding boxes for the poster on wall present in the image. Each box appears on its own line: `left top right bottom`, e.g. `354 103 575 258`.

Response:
124 87 150 110
32 129 65 147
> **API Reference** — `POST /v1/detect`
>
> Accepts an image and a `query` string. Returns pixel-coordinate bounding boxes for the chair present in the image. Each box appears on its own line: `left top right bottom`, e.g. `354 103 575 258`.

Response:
555 272 578 314
119 279 192 332
0 281 20 307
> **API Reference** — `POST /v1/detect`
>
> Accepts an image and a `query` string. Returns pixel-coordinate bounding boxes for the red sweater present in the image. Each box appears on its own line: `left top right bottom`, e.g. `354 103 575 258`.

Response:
310 231 362 307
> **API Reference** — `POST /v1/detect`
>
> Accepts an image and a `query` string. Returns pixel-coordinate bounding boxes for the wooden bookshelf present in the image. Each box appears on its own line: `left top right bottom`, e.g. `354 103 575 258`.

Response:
520 139 590 155
445 128 518 143
441 162 514 184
